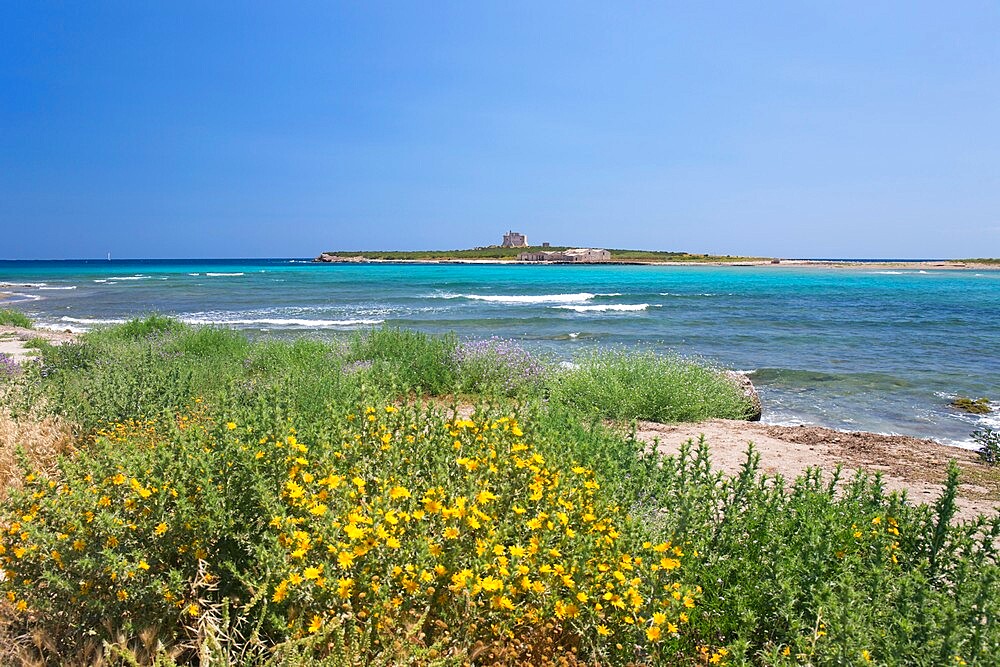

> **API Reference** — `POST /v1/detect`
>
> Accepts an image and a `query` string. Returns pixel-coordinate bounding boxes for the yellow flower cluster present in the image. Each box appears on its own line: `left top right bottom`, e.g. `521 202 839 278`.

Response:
0 412 214 619
268 408 699 656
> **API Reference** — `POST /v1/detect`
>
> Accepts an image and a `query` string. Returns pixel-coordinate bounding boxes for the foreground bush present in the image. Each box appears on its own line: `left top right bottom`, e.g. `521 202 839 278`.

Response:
0 309 33 329
550 350 754 423
0 404 705 664
1 319 997 665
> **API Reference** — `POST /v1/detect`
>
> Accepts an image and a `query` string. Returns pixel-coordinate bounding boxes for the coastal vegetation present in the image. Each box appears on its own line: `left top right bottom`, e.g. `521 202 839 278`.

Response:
316 247 770 263
974 428 1000 467
0 309 33 329
0 316 997 665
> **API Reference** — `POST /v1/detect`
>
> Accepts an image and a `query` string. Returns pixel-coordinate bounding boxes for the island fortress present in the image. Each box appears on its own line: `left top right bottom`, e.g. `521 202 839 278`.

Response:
501 230 528 247
501 231 611 262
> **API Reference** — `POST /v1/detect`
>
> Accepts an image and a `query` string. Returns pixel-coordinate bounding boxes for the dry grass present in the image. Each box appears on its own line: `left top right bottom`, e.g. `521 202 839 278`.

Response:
0 411 75 501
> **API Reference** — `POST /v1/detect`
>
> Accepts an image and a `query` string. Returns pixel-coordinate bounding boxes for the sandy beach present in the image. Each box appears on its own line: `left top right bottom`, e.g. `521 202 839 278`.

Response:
0 325 74 362
635 419 998 521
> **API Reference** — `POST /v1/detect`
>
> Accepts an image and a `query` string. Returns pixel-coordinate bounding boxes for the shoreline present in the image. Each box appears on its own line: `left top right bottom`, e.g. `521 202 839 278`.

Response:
312 257 999 271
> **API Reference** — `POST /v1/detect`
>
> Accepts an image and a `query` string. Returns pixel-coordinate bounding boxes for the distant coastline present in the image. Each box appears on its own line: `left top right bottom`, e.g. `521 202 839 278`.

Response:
314 249 999 271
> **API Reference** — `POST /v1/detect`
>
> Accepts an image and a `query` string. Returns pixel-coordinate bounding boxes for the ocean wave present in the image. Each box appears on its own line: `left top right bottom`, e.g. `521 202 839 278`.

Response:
873 271 905 275
107 275 150 281
38 286 77 290
205 272 245 277
446 292 598 304
0 282 47 288
553 304 652 313
60 316 128 325
1 292 42 304
180 317 383 328
659 292 723 297
36 323 89 334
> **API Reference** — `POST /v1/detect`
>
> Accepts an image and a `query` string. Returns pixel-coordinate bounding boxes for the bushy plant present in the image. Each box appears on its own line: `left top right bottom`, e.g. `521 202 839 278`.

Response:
452 336 546 398
108 314 185 340
345 327 457 395
0 403 704 665
0 353 20 378
4 319 999 665
973 427 1000 466
0 308 33 328
549 349 754 423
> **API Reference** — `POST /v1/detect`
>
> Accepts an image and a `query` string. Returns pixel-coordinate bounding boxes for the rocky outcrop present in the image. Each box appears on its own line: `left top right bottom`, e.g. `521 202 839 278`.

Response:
950 396 993 415
725 371 762 421
314 253 366 263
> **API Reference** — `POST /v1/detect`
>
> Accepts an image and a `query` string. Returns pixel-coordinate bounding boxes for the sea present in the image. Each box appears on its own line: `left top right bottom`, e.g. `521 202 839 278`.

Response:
2 258 998 448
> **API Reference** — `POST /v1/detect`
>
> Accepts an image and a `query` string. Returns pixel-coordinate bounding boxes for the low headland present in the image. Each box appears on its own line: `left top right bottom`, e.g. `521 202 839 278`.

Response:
0 308 998 665
315 247 999 270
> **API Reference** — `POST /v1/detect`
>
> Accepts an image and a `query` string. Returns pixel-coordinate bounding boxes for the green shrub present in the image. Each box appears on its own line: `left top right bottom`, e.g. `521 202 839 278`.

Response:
6 321 999 665
451 337 548 398
549 349 754 423
973 427 1000 466
107 315 185 340
346 327 457 395
0 308 32 328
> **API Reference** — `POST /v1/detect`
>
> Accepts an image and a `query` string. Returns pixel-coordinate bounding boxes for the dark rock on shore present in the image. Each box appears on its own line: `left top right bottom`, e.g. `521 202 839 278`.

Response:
726 371 762 421
951 396 993 415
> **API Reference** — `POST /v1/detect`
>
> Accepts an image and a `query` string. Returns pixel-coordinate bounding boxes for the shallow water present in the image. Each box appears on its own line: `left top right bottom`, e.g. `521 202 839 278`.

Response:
2 259 998 446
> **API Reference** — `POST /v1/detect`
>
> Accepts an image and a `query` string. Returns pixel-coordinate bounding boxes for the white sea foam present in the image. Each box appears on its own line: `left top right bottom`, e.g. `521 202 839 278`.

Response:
977 410 1000 430
553 304 652 312
205 272 245 277
459 292 596 304
180 317 383 328
873 271 904 275
38 286 77 290
1 292 42 304
659 292 720 297
36 323 89 334
0 282 47 288
568 332 580 339
107 275 150 280
60 316 128 325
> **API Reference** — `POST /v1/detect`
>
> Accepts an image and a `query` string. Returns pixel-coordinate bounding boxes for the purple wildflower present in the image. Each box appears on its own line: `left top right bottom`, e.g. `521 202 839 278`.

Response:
452 336 545 396
343 360 374 375
0 353 20 377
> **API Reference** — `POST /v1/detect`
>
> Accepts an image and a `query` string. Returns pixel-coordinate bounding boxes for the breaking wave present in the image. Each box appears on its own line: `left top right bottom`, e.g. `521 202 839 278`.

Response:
553 304 652 313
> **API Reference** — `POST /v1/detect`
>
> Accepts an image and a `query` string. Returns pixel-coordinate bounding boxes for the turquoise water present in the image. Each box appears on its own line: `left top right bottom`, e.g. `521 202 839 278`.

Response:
2 259 998 446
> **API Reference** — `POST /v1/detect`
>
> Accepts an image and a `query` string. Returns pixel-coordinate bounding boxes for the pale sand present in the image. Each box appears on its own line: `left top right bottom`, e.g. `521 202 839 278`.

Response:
631 419 998 522
0 326 75 362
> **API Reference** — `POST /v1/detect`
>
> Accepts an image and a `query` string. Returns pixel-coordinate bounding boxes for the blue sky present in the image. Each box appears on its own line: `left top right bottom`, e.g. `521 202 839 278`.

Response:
2 2 998 259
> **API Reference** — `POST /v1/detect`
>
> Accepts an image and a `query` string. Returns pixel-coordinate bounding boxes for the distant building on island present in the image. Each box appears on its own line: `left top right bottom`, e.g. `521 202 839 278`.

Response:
501 230 528 248
518 248 611 263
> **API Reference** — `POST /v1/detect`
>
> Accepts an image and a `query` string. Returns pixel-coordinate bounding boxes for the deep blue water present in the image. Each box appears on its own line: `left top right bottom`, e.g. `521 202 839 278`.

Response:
2 259 998 446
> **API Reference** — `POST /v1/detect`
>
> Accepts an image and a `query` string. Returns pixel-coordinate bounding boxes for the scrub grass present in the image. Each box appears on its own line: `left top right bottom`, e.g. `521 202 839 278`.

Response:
0 309 33 328
0 318 995 665
550 349 754 423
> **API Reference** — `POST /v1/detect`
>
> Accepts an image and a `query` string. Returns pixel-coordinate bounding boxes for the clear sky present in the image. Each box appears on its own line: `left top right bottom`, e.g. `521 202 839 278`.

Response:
2 2 998 259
